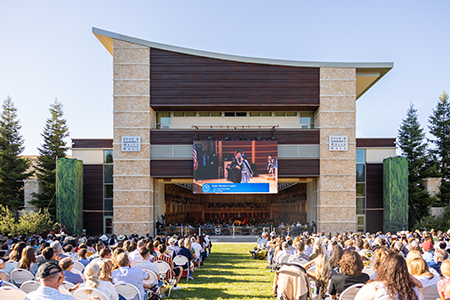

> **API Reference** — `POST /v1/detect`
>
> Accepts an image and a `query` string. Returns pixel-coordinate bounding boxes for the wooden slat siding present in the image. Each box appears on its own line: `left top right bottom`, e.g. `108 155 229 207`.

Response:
365 163 384 233
150 129 320 145
72 139 113 149
356 138 396 148
83 165 104 235
150 159 320 178
150 48 319 110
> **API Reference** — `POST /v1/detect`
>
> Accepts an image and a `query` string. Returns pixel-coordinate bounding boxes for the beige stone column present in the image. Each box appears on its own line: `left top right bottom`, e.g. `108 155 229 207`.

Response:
316 68 357 233
112 39 154 236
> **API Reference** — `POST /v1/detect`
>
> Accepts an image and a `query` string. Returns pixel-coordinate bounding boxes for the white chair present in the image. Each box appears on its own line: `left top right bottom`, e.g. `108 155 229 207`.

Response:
10 269 34 286
62 281 75 290
154 260 175 297
73 287 109 300
0 270 10 282
130 260 141 268
173 255 189 282
281 255 291 263
142 269 159 287
20 280 40 293
339 283 365 300
72 261 85 273
59 286 72 295
114 282 141 300
2 281 19 289
0 286 27 300
5 260 18 268
363 265 375 277
421 285 440 300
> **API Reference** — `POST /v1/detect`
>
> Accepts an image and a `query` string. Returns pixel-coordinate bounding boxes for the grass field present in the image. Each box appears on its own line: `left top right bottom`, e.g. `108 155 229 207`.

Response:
168 243 273 300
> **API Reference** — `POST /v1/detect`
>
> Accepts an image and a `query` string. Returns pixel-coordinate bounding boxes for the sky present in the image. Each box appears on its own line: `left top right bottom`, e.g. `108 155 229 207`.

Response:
1 1 449 155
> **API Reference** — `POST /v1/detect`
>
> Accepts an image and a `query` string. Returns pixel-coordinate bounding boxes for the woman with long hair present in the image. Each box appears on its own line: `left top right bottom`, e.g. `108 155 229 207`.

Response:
329 243 344 270
18 247 38 274
408 257 439 288
79 262 119 300
9 242 26 262
328 250 369 298
354 252 422 300
304 253 332 299
99 259 113 283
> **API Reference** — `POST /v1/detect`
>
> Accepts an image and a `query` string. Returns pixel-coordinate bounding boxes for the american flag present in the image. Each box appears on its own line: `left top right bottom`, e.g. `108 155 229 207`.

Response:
193 147 198 171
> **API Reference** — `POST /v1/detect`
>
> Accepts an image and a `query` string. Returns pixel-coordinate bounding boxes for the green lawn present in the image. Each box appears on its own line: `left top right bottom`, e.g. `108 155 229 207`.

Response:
168 243 273 300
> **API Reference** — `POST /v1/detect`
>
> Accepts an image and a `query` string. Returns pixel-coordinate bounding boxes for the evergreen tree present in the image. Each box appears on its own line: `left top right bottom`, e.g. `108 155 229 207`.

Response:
0 96 32 209
31 99 69 218
428 91 450 203
397 103 431 228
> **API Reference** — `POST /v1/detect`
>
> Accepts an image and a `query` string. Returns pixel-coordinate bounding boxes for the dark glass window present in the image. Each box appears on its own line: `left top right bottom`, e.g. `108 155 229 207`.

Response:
356 164 365 183
104 150 113 164
104 185 113 199
356 183 365 197
104 165 113 184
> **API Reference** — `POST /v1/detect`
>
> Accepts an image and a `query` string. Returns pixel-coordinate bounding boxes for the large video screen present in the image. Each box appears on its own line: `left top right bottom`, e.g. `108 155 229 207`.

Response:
193 141 278 194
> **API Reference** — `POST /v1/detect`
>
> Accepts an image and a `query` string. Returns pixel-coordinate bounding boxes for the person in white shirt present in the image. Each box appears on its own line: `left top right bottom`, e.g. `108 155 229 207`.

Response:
89 248 112 266
133 248 160 287
80 262 119 300
128 240 146 264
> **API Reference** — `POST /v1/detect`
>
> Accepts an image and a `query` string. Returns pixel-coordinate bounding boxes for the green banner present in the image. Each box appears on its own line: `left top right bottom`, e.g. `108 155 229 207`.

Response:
383 156 408 232
56 158 83 235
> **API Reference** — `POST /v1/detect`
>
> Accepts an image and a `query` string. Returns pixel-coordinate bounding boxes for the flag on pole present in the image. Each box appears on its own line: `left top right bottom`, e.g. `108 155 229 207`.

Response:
193 147 198 171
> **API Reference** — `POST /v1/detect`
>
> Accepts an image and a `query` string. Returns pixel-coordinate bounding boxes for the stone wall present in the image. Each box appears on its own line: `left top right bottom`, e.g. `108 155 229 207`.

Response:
316 68 357 232
422 178 441 198
23 179 40 213
112 39 156 236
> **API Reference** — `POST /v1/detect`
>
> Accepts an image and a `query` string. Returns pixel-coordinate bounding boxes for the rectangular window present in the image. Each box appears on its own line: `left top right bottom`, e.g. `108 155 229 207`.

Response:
356 149 366 163
104 185 113 199
260 112 272 117
156 112 171 129
274 112 285 117
224 112 235 117
357 215 365 232
210 112 221 117
199 112 210 117
356 198 365 214
356 183 365 197
299 112 314 129
356 164 366 183
173 112 184 117
104 165 113 184
250 112 261 117
286 112 297 117
104 150 113 164
185 112 196 117
236 112 247 117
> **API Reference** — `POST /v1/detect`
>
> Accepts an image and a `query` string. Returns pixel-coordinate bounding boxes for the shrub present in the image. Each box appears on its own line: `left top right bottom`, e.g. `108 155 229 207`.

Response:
414 205 450 231
0 205 56 236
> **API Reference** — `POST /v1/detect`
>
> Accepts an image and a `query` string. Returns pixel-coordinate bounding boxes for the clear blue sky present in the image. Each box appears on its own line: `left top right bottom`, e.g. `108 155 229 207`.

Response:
1 1 449 155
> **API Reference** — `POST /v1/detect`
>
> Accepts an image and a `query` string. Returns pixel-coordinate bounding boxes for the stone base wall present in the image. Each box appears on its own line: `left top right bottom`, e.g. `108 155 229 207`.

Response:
112 39 154 236
316 67 357 233
422 178 441 198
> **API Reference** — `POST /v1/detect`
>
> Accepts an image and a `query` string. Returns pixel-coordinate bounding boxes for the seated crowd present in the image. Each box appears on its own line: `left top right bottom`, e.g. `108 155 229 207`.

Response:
265 229 450 300
0 232 212 300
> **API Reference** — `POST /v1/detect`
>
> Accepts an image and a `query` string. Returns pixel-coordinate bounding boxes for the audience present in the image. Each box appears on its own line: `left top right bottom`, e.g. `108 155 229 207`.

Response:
112 253 149 300
80 262 119 300
59 257 84 285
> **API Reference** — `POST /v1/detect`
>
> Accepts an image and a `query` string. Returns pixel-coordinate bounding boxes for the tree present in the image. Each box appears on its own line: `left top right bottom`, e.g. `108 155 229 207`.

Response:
428 91 450 203
31 99 69 218
0 96 32 209
397 103 431 228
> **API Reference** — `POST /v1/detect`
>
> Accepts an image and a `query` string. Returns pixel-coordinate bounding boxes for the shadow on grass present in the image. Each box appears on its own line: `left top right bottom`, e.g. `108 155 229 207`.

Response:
170 286 273 300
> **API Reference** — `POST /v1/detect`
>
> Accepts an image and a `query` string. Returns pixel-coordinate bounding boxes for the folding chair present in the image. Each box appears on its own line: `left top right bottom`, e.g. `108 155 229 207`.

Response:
142 268 161 297
20 280 40 293
173 255 189 282
62 280 75 291
130 261 141 268
10 269 34 287
421 285 440 300
114 282 141 300
154 260 175 297
1 281 19 289
0 286 27 300
73 287 109 300
72 261 85 273
5 260 18 268
281 255 291 264
71 269 85 282
339 283 365 300
0 270 10 282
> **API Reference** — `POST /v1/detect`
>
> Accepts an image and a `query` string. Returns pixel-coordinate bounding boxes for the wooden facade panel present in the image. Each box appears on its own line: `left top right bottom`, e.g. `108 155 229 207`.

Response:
366 163 384 233
151 160 193 178
278 159 320 177
150 130 320 145
72 139 113 149
150 49 319 110
83 212 103 236
150 159 319 178
83 165 103 211
356 138 396 148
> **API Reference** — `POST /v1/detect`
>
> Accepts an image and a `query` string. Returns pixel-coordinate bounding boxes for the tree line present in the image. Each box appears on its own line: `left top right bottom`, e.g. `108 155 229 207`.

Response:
0 96 68 233
397 91 450 229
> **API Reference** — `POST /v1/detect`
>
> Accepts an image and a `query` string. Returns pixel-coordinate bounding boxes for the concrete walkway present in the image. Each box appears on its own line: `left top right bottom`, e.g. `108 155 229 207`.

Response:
209 235 258 243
